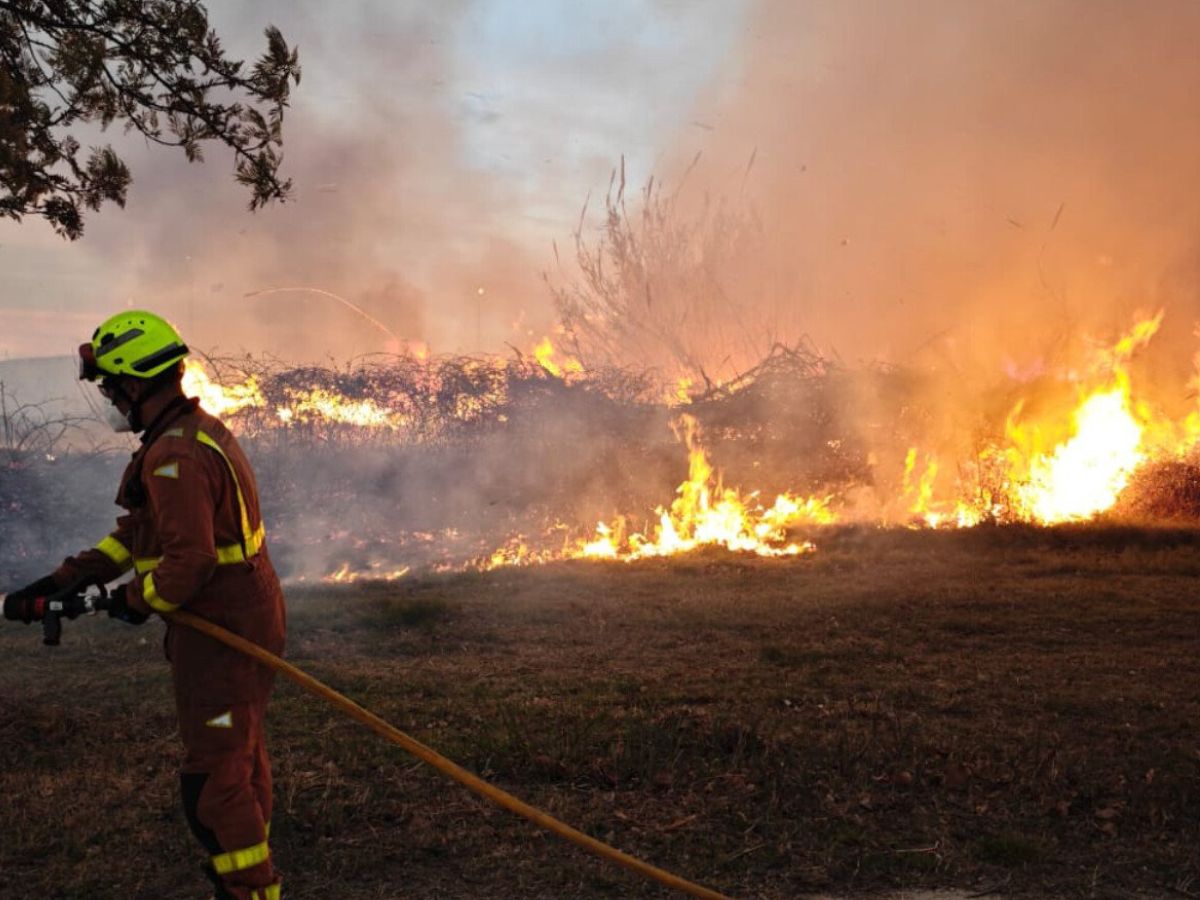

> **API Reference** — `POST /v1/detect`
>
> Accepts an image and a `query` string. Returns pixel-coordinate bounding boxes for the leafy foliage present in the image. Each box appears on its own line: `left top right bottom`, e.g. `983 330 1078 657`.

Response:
0 0 300 238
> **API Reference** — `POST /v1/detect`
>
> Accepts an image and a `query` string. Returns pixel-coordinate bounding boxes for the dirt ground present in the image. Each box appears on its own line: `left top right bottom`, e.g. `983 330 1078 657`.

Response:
1 525 1198 899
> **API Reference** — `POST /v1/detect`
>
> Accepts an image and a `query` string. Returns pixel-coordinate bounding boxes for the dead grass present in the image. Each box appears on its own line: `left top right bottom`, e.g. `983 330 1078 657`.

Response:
1 526 1198 898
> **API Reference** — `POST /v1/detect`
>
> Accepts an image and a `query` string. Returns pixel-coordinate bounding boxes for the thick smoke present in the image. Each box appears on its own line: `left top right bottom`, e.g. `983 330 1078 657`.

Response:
655 0 1200 382
538 0 1200 521
7 3 1200 587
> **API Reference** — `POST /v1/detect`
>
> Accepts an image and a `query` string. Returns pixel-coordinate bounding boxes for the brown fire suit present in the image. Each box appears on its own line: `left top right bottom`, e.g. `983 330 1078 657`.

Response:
54 394 287 900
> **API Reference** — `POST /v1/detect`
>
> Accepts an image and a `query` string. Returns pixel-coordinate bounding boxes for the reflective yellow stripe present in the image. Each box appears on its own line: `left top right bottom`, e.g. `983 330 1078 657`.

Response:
142 573 179 613
129 432 265 591
211 839 270 875
251 884 281 900
135 523 263 573
95 535 132 572
196 430 262 562
215 522 266 565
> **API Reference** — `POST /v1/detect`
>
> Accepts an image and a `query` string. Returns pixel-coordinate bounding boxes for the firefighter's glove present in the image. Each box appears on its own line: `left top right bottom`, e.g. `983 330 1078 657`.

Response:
3 575 61 623
106 583 148 626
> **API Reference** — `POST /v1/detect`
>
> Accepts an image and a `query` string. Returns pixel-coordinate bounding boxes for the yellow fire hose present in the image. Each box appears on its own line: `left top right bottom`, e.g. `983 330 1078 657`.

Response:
168 609 732 900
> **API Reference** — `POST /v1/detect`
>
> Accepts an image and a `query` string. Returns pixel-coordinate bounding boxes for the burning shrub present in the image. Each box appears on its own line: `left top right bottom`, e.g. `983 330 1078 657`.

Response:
167 344 879 578
9 304 1200 586
192 351 662 448
1114 460 1200 522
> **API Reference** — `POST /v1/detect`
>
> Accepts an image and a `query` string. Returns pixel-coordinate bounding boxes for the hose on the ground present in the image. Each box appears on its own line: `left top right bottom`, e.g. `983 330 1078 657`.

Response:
168 609 733 900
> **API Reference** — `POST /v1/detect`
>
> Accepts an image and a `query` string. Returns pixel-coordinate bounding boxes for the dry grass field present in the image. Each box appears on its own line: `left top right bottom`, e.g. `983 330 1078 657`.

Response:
1 526 1198 899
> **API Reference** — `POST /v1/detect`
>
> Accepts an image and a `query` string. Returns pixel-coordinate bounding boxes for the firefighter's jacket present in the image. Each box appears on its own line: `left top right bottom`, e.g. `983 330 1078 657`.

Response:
55 395 286 705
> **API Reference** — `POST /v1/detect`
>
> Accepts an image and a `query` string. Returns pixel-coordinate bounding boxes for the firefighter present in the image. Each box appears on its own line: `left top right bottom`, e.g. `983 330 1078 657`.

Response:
3 311 286 899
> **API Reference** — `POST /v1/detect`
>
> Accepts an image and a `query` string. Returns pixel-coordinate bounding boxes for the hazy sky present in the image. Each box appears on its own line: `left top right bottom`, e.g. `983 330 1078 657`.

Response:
0 0 748 359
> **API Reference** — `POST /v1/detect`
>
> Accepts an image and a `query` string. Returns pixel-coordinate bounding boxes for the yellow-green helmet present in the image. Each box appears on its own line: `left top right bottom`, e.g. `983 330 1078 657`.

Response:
79 310 189 381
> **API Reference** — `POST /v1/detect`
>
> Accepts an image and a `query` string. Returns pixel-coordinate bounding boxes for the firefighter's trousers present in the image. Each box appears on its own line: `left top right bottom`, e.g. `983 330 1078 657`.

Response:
170 563 286 899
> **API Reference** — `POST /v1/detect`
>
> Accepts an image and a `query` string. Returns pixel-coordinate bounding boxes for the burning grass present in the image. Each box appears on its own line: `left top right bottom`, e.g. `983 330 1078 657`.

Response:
12 303 1200 586
9 327 1200 588
178 309 1200 574
1 528 1198 898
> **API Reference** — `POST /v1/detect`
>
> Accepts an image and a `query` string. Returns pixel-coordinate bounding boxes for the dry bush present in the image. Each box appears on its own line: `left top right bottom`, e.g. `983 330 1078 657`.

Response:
0 381 97 464
547 157 789 387
199 343 892 506
1115 460 1200 522
206 352 660 449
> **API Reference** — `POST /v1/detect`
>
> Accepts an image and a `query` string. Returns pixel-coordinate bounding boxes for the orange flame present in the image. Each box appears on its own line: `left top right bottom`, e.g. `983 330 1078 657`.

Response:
194 311 1200 580
276 389 406 431
183 359 406 431
484 414 837 568
532 337 583 378
667 376 694 407
183 359 265 416
904 312 1166 527
324 563 410 584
